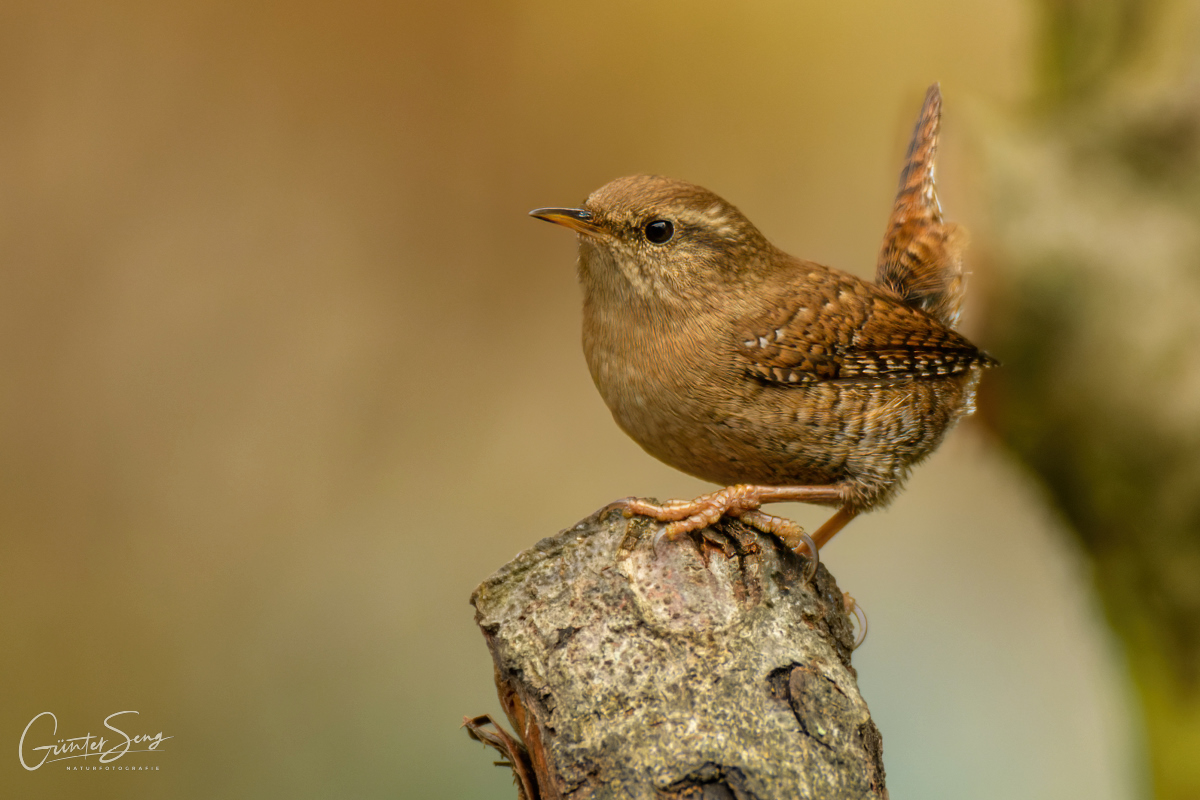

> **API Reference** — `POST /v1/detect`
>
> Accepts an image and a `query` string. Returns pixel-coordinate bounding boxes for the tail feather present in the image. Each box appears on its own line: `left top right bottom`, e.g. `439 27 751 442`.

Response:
875 83 967 328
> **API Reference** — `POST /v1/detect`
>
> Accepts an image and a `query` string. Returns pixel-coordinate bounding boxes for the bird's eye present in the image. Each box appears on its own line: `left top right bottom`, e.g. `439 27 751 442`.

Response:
643 219 674 244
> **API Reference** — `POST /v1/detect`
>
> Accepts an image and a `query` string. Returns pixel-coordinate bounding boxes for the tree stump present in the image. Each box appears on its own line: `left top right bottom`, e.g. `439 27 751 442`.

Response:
468 507 887 799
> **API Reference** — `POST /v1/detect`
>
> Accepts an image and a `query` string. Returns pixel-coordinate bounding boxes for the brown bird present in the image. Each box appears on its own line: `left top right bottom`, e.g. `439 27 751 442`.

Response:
531 84 995 554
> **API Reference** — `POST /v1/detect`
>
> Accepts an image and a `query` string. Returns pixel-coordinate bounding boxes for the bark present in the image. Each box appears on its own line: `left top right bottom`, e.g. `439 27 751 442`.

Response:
468 507 885 800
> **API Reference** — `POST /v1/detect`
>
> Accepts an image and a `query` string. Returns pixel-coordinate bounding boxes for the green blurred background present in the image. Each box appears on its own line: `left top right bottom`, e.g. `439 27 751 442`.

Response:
5 0 1193 797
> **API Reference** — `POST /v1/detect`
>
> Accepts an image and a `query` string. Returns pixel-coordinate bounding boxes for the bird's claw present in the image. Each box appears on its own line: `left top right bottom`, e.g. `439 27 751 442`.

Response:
613 494 817 579
843 592 868 650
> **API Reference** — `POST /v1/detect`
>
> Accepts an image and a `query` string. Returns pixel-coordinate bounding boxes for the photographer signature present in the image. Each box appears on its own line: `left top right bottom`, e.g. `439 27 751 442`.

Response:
19 711 171 770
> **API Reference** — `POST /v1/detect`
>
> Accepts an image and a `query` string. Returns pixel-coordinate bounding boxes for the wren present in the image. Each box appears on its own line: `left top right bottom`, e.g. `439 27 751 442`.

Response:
531 84 995 553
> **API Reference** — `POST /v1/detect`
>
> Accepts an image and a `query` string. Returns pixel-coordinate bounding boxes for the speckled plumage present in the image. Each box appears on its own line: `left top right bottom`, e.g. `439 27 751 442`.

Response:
532 84 994 548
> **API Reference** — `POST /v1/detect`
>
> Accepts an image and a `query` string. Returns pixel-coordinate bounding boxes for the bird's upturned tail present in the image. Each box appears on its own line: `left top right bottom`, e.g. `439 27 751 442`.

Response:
875 83 968 329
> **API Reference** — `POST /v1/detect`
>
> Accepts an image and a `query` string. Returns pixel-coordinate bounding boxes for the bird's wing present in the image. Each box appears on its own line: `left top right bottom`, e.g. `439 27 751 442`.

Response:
735 278 992 386
875 83 967 329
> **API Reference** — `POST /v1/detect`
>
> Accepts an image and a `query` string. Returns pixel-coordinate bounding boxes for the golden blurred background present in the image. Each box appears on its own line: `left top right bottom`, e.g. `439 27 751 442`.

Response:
2 1 1176 797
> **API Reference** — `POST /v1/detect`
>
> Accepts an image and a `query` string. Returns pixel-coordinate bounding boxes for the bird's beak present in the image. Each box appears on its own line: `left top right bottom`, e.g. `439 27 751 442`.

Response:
529 207 603 236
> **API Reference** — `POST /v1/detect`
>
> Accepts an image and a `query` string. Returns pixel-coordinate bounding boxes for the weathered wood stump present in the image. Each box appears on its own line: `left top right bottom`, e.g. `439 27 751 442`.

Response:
468 507 887 799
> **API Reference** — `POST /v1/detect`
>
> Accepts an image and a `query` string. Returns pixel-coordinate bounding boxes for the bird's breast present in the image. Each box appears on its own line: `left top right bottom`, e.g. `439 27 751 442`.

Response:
581 299 761 482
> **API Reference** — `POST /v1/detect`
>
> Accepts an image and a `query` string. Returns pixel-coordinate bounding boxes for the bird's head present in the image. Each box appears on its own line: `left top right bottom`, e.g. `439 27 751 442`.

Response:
531 175 774 306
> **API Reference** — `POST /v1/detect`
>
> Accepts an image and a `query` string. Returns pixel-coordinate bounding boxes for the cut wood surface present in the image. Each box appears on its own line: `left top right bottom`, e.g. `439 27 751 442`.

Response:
469 507 887 800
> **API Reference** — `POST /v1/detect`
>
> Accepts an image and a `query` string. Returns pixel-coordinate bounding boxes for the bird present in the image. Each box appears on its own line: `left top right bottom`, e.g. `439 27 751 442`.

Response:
530 84 995 555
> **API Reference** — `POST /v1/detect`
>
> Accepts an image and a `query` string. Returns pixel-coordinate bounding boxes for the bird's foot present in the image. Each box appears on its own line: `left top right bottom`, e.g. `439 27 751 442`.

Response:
609 485 776 537
737 509 818 581
607 485 837 577
610 484 845 534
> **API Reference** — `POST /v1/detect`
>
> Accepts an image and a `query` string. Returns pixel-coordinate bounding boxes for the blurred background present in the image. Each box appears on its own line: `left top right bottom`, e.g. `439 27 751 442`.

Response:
3 1 1197 798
